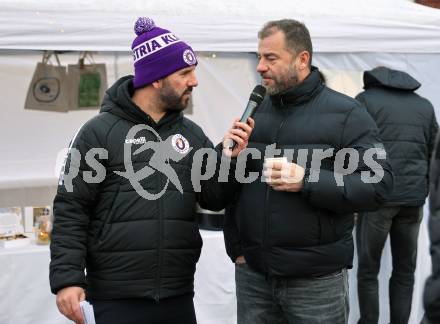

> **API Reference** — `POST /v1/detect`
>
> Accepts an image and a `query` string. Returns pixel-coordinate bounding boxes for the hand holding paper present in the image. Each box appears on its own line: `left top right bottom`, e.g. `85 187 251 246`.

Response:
56 286 86 324
80 300 96 324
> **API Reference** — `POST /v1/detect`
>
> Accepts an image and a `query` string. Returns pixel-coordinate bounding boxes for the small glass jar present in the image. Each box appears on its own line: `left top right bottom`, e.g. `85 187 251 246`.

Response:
36 208 52 245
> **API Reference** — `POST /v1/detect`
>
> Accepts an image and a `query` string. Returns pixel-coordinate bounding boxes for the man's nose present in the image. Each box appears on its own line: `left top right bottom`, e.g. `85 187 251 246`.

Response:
256 60 268 73
188 71 198 87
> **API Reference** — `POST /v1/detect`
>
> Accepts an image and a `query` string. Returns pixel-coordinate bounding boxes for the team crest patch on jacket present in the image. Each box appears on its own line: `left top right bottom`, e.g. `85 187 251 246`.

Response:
172 134 190 154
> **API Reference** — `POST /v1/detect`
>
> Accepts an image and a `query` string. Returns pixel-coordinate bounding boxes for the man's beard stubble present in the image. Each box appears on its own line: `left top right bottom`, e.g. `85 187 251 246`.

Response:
159 81 193 112
264 65 299 96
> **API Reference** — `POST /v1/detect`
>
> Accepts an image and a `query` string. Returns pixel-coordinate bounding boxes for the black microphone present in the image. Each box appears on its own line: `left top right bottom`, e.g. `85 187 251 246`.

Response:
228 85 266 151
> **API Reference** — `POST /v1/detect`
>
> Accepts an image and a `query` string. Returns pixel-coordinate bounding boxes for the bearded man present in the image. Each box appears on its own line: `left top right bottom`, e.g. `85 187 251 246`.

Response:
223 19 393 324
50 17 253 324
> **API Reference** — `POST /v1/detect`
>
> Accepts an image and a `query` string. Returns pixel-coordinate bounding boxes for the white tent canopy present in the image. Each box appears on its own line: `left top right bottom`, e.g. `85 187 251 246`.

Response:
1 0 440 52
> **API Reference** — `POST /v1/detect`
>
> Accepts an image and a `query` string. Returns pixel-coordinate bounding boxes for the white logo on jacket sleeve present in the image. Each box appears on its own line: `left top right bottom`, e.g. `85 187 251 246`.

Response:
172 134 190 154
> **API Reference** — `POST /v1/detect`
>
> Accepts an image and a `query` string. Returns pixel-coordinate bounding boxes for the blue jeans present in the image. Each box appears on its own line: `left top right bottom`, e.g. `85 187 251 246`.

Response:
356 206 423 324
235 263 349 324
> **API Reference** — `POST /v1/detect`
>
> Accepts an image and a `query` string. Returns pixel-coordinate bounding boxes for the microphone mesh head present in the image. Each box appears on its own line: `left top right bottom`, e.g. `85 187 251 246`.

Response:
250 85 266 104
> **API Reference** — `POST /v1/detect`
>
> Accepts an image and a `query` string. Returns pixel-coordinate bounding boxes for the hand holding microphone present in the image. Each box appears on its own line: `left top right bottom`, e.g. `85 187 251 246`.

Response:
223 85 266 157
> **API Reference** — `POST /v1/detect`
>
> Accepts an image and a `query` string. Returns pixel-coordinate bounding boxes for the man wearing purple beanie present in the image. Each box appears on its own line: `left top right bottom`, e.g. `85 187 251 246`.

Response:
49 17 254 324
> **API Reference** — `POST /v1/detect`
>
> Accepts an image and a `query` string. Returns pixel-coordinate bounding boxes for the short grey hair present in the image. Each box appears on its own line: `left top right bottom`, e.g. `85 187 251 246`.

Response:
258 19 313 67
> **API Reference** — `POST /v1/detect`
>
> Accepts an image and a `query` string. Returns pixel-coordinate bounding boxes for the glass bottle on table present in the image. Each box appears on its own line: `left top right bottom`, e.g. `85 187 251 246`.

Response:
36 208 52 245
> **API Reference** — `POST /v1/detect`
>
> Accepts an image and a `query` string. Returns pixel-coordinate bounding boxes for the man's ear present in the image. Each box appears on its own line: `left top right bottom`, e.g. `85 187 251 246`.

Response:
297 51 310 70
152 79 163 89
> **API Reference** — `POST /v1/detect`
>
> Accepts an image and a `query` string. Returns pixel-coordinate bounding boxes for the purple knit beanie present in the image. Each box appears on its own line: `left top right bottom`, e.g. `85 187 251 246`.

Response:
131 17 198 89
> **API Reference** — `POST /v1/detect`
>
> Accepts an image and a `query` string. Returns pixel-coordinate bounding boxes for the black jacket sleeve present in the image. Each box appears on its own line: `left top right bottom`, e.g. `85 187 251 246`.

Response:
195 139 244 263
195 139 241 211
223 200 243 263
301 104 393 213
424 133 440 323
428 112 439 165
49 126 106 294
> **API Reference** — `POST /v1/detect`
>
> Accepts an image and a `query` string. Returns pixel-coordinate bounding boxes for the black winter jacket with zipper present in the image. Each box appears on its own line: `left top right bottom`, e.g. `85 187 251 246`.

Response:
50 76 233 300
224 67 393 277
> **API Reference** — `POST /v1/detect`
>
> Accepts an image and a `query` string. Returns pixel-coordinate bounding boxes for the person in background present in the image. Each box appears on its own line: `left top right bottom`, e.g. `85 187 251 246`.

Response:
355 66 438 324
422 133 440 324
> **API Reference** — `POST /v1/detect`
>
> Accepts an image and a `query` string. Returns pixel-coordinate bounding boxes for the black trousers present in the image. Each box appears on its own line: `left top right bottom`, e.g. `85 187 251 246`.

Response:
89 293 197 324
356 206 423 324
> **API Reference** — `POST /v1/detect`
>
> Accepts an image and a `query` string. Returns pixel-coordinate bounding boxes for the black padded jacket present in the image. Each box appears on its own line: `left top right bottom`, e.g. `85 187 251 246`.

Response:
356 67 438 206
50 76 233 300
224 67 393 277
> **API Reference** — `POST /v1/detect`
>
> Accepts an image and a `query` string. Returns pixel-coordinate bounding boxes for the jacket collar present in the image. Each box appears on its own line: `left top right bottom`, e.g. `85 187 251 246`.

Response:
270 66 324 107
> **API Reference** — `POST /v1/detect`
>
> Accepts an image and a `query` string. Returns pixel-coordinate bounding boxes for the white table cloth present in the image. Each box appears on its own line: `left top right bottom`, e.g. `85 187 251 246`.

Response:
0 228 431 324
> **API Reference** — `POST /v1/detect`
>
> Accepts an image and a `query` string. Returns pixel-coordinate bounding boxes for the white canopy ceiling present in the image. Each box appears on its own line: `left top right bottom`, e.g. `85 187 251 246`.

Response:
1 0 440 53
